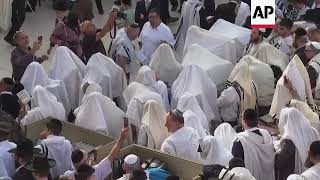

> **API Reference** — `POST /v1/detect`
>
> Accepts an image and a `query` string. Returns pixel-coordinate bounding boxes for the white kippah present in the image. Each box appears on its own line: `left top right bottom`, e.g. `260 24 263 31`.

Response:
258 28 266 33
124 154 139 166
311 41 320 50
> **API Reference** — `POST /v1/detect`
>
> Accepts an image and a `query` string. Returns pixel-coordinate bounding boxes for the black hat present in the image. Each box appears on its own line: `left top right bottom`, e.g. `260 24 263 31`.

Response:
8 139 40 156
53 0 71 11
24 154 56 172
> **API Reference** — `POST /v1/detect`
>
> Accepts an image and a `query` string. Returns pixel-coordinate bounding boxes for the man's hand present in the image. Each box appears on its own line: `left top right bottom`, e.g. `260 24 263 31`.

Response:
30 41 42 55
284 75 293 91
39 130 48 139
119 128 129 144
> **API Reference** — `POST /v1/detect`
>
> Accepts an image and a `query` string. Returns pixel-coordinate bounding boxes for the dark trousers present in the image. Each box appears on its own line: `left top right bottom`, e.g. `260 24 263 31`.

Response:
5 10 25 43
95 0 103 11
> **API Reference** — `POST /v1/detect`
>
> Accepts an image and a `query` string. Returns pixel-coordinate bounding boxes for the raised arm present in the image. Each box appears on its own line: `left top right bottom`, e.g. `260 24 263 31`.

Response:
96 12 118 40
107 128 129 162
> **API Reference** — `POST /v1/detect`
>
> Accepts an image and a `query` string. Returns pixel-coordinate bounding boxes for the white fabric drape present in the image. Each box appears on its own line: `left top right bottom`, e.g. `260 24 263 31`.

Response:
83 54 113 98
21 62 71 112
177 92 209 133
240 55 275 107
270 55 314 118
198 135 233 166
183 26 237 64
182 44 234 93
301 163 320 180
75 91 125 138
85 53 127 98
0 0 12 31
237 129 275 180
214 123 237 151
234 2 250 27
290 99 320 133
175 0 203 58
228 60 257 116
123 82 165 128
171 65 220 122
135 66 170 111
149 43 182 86
161 126 201 163
209 19 251 60
278 107 320 174
20 86 66 126
183 110 209 137
137 100 168 150
254 43 289 72
49 46 86 109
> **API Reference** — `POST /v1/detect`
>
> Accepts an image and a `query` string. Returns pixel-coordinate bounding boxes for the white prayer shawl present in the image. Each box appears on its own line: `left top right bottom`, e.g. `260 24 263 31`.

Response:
301 163 320 180
171 65 220 122
149 43 182 86
235 2 250 27
198 135 233 166
175 0 203 58
137 100 168 150
254 43 289 72
270 55 315 117
87 53 127 98
0 0 12 31
237 129 275 180
83 54 113 98
240 55 275 107
123 82 165 127
40 135 73 178
75 92 125 138
214 123 237 151
135 66 170 111
287 174 304 180
290 99 320 133
20 86 66 126
228 60 257 117
209 19 251 60
309 53 320 82
183 26 237 64
182 44 234 93
184 110 209 137
21 62 71 112
49 46 86 109
161 126 201 163
278 107 320 174
177 92 209 133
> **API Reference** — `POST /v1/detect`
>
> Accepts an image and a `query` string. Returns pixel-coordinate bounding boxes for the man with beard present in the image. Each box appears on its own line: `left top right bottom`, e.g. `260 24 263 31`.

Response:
300 141 320 179
242 28 268 57
292 28 308 63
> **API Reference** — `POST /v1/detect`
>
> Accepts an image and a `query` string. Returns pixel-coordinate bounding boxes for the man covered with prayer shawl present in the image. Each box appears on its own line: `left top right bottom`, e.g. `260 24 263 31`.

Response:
137 100 168 150
161 109 201 162
231 109 275 180
305 42 320 92
275 107 319 180
75 82 125 138
198 135 233 166
217 60 257 126
214 123 237 151
175 0 215 56
171 65 220 123
49 46 86 110
21 62 70 112
135 66 170 111
301 141 320 180
149 43 182 87
243 28 268 57
19 86 66 126
177 93 209 136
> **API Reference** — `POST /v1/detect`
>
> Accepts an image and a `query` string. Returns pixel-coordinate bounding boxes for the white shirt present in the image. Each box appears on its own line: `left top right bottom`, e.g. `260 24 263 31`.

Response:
302 163 320 180
63 158 112 180
117 173 131 180
37 135 73 178
217 86 240 122
0 140 16 177
139 22 175 65
161 126 201 162
270 35 293 56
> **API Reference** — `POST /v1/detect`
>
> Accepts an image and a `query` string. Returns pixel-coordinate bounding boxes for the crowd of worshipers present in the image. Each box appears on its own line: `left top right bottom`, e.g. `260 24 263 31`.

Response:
1 0 320 179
